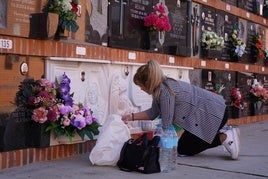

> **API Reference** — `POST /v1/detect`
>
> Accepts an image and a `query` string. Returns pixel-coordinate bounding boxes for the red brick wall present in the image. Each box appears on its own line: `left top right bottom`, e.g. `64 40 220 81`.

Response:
0 140 96 170
0 55 44 111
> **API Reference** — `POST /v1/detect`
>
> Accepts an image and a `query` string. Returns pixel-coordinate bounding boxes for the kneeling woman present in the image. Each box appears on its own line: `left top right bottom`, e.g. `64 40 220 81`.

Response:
122 60 240 160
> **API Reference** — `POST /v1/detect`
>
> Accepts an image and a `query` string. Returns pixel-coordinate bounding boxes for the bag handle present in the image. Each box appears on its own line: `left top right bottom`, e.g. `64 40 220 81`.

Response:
132 133 149 147
117 134 149 172
141 135 160 160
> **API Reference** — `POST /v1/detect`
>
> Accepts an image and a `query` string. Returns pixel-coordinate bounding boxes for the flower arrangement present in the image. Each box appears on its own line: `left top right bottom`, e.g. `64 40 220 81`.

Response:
200 31 224 50
230 87 245 109
229 24 246 58
15 73 100 142
251 34 265 60
247 79 268 103
208 84 225 95
143 4 171 32
45 0 80 32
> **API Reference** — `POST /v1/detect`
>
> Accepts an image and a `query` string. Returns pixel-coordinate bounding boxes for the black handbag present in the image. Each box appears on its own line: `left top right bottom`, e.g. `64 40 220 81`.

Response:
117 133 161 174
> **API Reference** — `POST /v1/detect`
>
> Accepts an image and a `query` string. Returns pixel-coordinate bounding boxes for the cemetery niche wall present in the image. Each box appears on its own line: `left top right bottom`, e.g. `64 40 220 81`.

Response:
107 0 191 56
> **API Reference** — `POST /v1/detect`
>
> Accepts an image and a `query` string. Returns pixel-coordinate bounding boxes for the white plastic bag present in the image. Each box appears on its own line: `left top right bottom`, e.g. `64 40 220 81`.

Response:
89 114 131 166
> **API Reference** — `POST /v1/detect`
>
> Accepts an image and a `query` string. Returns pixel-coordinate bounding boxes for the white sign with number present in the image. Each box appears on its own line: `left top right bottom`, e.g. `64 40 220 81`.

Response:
0 39 12 49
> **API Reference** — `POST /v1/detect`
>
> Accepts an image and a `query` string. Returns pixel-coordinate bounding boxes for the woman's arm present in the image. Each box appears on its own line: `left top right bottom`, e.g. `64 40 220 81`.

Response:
121 111 150 123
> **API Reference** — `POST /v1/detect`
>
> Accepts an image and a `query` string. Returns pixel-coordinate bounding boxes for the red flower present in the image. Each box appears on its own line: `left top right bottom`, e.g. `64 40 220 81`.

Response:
257 50 264 59
70 2 78 12
231 88 245 109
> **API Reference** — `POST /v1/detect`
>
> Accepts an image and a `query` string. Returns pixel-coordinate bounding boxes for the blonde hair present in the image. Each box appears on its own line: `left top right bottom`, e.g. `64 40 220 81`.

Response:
134 60 165 98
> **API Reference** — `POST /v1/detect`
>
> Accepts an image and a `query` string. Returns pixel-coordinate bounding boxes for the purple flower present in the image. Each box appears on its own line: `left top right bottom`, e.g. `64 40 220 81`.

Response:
85 116 93 125
60 73 71 85
71 114 86 129
81 106 90 115
62 95 73 106
58 105 72 115
59 84 70 95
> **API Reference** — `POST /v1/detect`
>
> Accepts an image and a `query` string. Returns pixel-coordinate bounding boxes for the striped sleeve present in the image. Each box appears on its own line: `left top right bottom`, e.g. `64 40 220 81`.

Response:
158 85 175 130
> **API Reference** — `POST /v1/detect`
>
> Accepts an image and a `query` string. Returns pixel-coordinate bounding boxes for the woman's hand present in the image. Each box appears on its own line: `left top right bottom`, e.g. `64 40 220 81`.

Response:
121 114 132 124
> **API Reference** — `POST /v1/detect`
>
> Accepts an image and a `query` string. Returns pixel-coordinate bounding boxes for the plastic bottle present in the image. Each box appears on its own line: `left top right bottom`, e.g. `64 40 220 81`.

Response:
159 128 173 173
169 125 179 170
154 119 164 137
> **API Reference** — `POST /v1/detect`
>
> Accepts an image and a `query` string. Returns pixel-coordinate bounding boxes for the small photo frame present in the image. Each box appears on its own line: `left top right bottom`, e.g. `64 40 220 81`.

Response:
20 62 28 75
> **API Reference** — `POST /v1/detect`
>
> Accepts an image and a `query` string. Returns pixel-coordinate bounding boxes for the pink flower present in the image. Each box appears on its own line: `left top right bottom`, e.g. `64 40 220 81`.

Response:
62 117 71 126
72 104 80 115
32 107 48 123
39 78 52 87
85 116 93 125
47 106 59 122
38 90 50 98
155 4 166 14
144 4 171 32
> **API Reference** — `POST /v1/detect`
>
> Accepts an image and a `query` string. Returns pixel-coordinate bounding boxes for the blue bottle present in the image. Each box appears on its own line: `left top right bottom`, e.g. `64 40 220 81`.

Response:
159 128 173 173
169 125 179 170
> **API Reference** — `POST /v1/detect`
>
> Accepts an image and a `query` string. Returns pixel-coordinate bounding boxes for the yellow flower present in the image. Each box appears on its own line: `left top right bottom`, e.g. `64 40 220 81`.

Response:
233 30 238 35
232 33 237 39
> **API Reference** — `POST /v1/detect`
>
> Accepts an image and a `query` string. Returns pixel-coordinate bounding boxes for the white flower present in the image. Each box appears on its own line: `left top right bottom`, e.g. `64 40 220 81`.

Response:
62 0 73 12
265 48 268 57
200 31 224 50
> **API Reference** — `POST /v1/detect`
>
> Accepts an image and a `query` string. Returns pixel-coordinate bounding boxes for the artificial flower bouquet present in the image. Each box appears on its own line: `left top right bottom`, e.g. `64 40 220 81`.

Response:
143 3 171 32
208 84 225 95
200 31 224 50
251 34 265 60
247 80 268 103
230 87 245 109
45 0 80 32
15 73 100 142
229 24 246 58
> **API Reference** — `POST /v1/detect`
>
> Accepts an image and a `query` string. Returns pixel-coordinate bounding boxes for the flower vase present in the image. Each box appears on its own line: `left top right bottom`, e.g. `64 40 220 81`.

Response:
158 31 165 47
256 101 264 114
249 101 263 116
149 31 158 52
230 55 240 62
231 106 240 119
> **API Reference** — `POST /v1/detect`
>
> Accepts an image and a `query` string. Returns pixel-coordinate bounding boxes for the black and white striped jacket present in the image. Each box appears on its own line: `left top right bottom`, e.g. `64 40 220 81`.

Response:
145 78 226 144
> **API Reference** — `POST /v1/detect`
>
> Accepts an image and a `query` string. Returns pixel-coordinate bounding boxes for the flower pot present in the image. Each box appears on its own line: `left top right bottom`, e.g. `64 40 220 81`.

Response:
54 26 72 39
29 13 59 39
231 106 240 119
202 49 222 59
249 101 264 116
25 121 50 148
50 132 88 145
230 55 241 62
